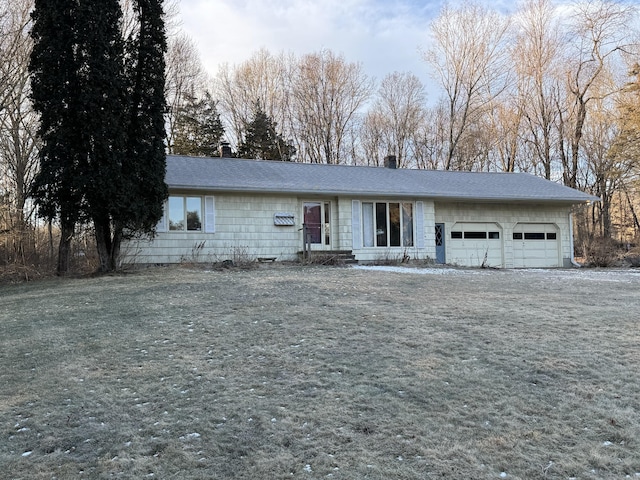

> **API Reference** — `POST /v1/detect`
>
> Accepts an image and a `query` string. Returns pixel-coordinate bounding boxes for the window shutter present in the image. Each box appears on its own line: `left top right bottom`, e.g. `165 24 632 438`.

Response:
415 201 425 248
156 201 167 232
204 196 215 233
352 200 361 249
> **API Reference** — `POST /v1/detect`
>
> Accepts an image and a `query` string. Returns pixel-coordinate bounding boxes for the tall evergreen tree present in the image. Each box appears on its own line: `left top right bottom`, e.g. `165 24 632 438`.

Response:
30 0 167 274
237 103 295 161
96 0 168 271
172 90 225 157
78 0 128 273
30 0 126 274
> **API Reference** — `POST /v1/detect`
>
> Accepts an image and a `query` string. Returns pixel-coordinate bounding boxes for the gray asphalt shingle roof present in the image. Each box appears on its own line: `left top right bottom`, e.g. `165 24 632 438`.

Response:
166 155 599 204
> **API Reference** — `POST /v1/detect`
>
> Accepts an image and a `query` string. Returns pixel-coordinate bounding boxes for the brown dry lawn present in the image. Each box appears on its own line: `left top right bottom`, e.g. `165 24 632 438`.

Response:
1 264 640 479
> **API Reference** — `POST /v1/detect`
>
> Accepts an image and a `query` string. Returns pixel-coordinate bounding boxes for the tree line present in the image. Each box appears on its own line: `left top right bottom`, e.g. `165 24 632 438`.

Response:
1 0 639 277
202 1 640 244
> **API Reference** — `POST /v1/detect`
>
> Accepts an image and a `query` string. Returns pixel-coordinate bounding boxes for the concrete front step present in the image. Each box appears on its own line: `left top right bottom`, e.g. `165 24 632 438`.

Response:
297 250 358 264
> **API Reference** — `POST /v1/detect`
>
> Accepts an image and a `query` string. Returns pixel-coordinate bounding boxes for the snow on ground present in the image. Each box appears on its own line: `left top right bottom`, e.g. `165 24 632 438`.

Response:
352 264 640 282
352 265 478 275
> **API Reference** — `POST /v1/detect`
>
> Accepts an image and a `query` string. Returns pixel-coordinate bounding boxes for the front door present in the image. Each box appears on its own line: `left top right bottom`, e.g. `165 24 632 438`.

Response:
435 223 445 263
303 201 331 249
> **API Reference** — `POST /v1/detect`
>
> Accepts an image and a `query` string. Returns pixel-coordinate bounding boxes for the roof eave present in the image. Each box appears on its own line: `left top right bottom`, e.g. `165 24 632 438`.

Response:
167 184 599 204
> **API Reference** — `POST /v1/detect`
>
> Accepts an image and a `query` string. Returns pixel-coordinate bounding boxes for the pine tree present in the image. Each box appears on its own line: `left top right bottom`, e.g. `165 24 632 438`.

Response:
173 90 225 157
237 103 295 161
78 0 128 273
97 0 168 271
30 0 126 274
30 0 168 273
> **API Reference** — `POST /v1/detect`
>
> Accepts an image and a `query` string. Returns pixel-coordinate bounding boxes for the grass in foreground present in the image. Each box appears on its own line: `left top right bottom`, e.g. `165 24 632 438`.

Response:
1 265 640 479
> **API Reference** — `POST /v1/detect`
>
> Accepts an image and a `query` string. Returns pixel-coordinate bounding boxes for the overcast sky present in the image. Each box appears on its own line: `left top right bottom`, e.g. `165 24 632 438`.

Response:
177 0 517 95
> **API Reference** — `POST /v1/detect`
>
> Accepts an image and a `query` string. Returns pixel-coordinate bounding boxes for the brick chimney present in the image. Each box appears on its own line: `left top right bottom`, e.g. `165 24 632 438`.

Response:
384 155 397 169
219 141 232 157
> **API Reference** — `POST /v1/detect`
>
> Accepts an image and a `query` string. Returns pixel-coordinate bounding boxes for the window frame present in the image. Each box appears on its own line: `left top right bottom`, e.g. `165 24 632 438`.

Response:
163 195 215 233
362 201 414 248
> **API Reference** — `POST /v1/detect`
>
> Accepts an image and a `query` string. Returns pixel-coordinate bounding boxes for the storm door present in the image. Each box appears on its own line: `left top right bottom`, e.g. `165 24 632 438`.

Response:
435 223 446 263
303 202 331 249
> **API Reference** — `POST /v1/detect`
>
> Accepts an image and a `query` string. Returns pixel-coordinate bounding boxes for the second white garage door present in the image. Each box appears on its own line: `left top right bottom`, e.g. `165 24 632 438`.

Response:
512 223 560 268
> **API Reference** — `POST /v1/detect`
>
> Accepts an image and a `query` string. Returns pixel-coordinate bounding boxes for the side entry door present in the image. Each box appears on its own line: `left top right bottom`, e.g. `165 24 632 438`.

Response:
435 223 445 263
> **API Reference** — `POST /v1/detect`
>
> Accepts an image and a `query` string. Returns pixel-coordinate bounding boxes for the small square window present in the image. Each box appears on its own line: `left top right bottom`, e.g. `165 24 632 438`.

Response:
513 233 523 240
546 232 557 240
451 231 462 239
488 231 500 239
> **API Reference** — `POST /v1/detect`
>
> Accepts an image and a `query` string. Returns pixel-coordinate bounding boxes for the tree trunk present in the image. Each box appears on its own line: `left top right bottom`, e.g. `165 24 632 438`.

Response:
623 185 640 233
109 226 123 271
57 219 74 275
94 218 113 273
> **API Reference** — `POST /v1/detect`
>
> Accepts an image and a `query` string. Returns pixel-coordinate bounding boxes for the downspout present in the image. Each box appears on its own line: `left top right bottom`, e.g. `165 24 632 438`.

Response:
569 212 581 267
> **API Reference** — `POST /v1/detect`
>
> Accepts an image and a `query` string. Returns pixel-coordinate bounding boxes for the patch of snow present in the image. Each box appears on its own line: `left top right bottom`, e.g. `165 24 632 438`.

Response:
500 473 508 478
21 451 32 457
353 265 479 275
603 441 613 446
303 464 312 473
352 264 640 282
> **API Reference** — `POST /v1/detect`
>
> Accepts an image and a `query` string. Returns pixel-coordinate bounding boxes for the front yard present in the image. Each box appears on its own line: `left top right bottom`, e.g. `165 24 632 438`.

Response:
1 265 639 479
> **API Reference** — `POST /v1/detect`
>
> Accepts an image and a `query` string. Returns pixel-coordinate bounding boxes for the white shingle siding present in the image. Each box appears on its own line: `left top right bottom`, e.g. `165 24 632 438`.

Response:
126 194 302 264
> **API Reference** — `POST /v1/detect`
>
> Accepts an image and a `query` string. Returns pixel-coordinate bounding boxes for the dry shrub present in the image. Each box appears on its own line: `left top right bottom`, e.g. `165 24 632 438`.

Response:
302 252 346 266
210 246 257 270
624 245 640 267
1 224 99 282
582 237 623 267
373 249 411 265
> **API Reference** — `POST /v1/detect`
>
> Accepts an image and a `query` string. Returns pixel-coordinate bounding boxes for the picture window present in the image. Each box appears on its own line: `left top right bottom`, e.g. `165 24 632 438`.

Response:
168 196 203 231
362 202 413 247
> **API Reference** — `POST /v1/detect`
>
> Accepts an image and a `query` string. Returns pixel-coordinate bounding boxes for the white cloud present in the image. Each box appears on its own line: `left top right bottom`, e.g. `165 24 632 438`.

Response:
178 0 438 85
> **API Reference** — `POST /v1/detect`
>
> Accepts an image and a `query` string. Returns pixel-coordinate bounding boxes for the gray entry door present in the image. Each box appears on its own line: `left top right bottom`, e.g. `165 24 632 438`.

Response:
435 223 445 263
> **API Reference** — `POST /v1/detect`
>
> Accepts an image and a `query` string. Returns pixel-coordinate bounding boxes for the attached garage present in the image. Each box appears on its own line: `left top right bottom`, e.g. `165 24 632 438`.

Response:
448 222 503 267
512 223 560 268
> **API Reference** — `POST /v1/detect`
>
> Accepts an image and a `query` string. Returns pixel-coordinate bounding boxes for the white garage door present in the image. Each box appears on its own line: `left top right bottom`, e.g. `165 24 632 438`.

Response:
512 223 560 268
449 223 503 267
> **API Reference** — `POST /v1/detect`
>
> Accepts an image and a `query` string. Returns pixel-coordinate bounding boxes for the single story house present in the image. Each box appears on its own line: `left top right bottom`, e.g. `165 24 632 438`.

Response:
125 155 599 268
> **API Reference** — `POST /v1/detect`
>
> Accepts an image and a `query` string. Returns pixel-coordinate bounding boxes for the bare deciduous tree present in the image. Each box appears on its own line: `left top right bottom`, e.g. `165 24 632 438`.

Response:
512 0 563 180
560 0 636 189
165 32 207 153
361 72 427 168
423 2 512 170
292 49 373 164
0 0 38 230
214 48 294 151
